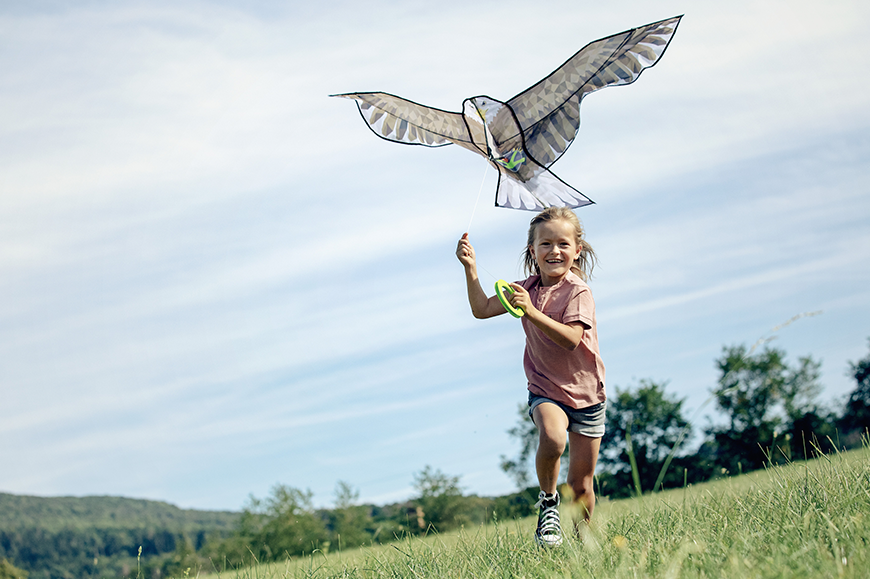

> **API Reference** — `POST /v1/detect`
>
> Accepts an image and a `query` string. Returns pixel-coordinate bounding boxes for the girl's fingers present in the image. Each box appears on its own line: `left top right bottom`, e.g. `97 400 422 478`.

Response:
507 285 531 311
456 240 475 265
508 283 527 298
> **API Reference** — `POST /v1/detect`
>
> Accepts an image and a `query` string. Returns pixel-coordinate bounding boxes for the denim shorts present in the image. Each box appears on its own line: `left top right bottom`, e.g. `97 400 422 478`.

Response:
528 393 606 438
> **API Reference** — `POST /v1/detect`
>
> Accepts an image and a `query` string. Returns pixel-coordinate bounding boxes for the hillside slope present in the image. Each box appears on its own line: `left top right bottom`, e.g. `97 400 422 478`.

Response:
201 447 870 579
0 494 239 579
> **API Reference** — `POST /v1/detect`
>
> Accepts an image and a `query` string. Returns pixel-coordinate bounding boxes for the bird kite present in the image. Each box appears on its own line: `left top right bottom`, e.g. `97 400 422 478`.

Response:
333 15 682 211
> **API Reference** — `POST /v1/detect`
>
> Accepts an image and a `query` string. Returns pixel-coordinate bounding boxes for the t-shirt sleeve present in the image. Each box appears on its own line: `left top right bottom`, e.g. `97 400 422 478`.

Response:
562 286 594 329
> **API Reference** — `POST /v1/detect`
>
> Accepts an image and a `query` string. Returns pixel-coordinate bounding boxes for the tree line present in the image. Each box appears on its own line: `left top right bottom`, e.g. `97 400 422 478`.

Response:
503 337 870 499
197 336 870 571
3 337 868 578
0 475 536 578
202 470 538 574
0 495 238 579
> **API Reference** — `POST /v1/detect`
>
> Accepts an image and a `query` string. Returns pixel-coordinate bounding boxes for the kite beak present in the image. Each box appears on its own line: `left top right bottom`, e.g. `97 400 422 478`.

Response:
474 105 486 122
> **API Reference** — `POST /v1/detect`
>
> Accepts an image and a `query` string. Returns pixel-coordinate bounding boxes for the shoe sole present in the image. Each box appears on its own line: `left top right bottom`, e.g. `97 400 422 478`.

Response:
535 535 563 548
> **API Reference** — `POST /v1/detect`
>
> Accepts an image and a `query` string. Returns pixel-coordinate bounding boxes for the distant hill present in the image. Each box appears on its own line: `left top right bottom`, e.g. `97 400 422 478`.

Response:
0 493 239 579
0 493 238 531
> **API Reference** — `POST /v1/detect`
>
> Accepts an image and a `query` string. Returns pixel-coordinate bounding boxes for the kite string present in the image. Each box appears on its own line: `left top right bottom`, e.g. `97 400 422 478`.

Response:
463 164 499 282
477 261 498 283
465 164 490 235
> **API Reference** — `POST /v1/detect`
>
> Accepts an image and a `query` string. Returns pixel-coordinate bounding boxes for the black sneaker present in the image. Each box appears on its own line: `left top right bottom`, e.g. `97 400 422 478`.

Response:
534 490 563 547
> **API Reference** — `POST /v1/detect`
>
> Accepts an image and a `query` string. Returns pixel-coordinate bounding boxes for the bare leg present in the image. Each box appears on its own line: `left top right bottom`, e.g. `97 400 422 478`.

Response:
532 403 569 494
566 431 601 528
531 403 570 547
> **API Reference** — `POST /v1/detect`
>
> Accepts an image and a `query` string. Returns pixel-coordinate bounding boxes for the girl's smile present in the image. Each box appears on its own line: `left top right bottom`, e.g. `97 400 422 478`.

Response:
529 219 581 286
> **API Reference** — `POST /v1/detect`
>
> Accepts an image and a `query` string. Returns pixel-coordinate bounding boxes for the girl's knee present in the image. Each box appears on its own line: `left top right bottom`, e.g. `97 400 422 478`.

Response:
567 475 594 498
538 429 566 455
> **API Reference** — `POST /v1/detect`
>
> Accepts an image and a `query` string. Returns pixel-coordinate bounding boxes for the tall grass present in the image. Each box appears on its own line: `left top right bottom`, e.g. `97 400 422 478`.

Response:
201 443 870 579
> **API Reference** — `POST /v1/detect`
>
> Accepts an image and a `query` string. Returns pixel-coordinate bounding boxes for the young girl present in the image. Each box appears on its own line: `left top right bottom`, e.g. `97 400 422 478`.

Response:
456 207 605 548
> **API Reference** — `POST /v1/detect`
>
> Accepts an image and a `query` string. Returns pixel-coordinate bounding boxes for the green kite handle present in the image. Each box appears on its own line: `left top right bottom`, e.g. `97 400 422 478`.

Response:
495 279 524 318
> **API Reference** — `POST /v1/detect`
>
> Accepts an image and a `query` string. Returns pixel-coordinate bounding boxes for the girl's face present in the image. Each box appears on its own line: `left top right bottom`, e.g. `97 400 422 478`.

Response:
529 219 581 286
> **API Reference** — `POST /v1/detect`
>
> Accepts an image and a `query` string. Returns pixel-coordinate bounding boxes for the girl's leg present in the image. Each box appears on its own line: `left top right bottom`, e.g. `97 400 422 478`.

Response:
531 402 569 547
532 403 569 494
566 431 601 522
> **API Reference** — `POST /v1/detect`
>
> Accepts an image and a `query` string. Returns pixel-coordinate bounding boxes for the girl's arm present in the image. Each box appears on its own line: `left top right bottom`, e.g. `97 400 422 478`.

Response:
508 282 585 350
456 234 506 319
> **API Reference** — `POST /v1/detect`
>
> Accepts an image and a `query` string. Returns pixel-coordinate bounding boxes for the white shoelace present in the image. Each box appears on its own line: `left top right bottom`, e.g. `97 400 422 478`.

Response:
535 492 562 538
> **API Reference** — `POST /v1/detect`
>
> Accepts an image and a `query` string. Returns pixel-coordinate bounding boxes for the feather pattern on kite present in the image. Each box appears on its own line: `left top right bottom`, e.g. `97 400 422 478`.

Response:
332 15 682 211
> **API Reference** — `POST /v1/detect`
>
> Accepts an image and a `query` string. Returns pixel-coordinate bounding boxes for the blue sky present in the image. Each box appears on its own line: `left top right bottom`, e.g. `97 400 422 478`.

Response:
1 0 868 511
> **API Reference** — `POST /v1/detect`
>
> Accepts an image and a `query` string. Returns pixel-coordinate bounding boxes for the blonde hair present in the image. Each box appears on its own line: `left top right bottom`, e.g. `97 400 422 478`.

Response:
522 207 596 281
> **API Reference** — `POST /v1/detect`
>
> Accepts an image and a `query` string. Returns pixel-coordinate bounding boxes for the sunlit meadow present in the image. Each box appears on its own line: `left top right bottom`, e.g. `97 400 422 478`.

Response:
196 442 870 579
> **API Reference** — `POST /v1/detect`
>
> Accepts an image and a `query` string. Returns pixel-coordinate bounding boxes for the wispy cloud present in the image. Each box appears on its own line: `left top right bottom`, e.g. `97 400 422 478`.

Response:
0 0 868 509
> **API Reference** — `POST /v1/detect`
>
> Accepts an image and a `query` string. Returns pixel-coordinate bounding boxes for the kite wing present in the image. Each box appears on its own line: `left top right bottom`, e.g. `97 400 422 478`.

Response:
331 92 472 148
506 15 682 168
332 16 682 212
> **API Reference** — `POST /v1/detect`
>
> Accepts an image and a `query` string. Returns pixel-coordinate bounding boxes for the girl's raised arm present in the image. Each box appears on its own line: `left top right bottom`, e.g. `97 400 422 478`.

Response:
456 234 507 319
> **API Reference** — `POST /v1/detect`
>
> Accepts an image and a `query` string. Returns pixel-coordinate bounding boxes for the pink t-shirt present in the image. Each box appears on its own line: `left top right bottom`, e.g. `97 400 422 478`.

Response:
519 272 606 409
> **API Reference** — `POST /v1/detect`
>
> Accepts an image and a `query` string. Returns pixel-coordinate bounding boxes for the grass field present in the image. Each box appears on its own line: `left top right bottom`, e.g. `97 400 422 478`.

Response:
199 445 870 579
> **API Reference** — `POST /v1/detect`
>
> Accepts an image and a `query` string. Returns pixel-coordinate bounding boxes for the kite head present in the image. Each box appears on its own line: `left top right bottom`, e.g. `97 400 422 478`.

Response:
467 96 503 122
463 96 526 171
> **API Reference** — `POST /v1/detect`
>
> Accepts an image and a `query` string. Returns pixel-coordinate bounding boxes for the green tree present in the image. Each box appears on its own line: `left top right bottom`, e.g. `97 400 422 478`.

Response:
327 481 372 550
202 531 253 573
707 345 822 472
243 485 328 561
787 407 839 459
489 486 539 521
840 338 870 444
161 535 199 579
599 380 691 496
0 558 27 579
412 466 464 532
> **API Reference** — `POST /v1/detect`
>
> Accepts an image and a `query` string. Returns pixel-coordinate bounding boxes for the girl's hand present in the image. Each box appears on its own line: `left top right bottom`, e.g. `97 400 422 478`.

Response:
458 233 503 319
507 282 536 315
456 233 476 269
